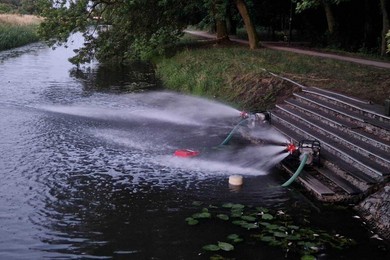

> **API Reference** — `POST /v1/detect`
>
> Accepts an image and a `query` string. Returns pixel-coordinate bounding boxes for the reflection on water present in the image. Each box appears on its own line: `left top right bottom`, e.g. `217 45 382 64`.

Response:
0 39 389 260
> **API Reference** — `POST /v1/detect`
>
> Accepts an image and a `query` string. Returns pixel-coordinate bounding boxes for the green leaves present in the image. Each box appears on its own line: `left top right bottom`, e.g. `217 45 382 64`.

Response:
202 242 234 252
39 0 201 64
187 201 355 258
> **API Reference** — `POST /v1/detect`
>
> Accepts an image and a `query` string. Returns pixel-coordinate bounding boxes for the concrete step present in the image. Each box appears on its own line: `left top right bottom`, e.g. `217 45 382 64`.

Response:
315 167 362 195
281 160 335 198
271 118 379 188
276 103 390 169
285 98 390 153
301 87 390 124
271 110 388 178
293 92 390 141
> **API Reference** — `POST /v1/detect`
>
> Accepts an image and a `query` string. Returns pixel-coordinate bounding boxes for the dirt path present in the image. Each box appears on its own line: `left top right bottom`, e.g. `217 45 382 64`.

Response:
185 30 390 70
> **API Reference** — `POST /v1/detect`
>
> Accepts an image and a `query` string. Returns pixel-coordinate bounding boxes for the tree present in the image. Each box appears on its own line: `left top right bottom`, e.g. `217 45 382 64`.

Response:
39 0 201 64
234 0 258 48
380 0 390 56
295 0 344 37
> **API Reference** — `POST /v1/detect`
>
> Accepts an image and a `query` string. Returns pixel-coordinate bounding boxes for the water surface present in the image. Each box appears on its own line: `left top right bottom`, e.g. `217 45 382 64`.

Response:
0 37 388 259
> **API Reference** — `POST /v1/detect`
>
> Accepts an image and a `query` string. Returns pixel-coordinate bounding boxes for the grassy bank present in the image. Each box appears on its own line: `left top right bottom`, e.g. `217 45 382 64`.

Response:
0 14 42 51
156 42 390 110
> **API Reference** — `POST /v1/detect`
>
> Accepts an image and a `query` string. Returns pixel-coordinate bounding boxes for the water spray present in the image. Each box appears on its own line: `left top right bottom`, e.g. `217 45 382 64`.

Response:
171 107 322 188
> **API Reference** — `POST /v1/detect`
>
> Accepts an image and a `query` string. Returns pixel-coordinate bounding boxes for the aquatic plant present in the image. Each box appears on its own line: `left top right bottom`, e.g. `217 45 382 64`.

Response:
186 202 356 259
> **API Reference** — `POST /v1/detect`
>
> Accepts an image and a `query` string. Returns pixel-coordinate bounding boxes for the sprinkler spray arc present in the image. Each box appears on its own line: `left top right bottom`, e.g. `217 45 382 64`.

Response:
173 109 322 187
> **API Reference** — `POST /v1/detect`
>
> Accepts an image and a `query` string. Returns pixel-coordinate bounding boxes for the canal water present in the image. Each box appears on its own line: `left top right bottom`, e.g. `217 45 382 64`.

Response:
0 36 388 260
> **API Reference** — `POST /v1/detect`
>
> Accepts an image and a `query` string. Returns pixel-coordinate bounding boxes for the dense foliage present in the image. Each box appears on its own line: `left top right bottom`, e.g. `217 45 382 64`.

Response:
38 0 202 63
36 0 390 65
0 0 40 14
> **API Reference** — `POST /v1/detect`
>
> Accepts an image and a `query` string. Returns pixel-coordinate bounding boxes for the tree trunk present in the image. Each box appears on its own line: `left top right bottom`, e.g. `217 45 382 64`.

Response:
321 0 336 35
212 0 229 41
234 0 258 49
380 0 390 56
216 19 229 39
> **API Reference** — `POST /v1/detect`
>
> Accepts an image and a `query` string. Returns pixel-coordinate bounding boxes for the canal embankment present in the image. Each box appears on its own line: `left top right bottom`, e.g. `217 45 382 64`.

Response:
155 40 390 241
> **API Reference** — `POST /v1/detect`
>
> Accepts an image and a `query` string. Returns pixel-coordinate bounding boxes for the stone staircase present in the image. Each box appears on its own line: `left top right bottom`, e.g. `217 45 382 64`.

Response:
271 87 390 203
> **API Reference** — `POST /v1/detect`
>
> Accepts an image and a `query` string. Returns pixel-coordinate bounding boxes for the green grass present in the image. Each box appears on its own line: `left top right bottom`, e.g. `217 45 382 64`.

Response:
0 23 39 51
156 43 390 110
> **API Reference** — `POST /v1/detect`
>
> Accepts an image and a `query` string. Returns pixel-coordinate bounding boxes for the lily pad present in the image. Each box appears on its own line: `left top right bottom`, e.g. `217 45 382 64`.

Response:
256 207 269 213
227 234 243 243
262 213 274 220
192 212 211 219
230 210 243 218
185 217 199 225
232 220 248 226
231 204 245 210
192 201 203 206
202 244 220 251
242 223 258 230
216 214 229 221
227 234 239 240
241 215 256 222
260 236 274 242
222 203 235 208
273 231 288 238
301 255 316 260
218 241 234 251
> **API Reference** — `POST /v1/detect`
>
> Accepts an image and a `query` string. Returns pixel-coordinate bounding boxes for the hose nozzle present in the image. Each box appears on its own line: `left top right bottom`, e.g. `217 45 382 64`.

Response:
286 141 297 154
240 111 249 119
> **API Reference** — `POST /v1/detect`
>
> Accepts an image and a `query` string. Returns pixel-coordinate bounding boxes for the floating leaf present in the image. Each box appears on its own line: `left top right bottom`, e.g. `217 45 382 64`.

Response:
262 213 274 220
202 244 220 251
216 214 229 221
260 236 274 242
232 220 248 226
231 204 245 210
266 224 279 230
218 241 234 251
208 205 218 209
301 255 316 260
186 218 199 225
192 201 203 206
192 212 211 219
273 231 287 238
230 209 242 218
222 203 234 208
241 215 256 222
256 207 269 213
227 234 243 243
201 208 209 213
242 223 258 230
286 234 301 241
227 234 239 240
288 225 300 230
210 255 224 260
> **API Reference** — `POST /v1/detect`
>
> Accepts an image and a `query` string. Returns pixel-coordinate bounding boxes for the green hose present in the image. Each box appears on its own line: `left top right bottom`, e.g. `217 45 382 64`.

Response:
281 153 308 187
219 118 250 146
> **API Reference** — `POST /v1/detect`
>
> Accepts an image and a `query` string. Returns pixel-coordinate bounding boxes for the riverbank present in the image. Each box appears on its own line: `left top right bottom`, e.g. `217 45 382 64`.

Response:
155 41 390 242
156 40 390 108
0 14 41 51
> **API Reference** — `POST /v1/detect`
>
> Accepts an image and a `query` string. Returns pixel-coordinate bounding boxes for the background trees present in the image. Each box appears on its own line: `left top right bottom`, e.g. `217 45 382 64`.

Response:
36 0 390 64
